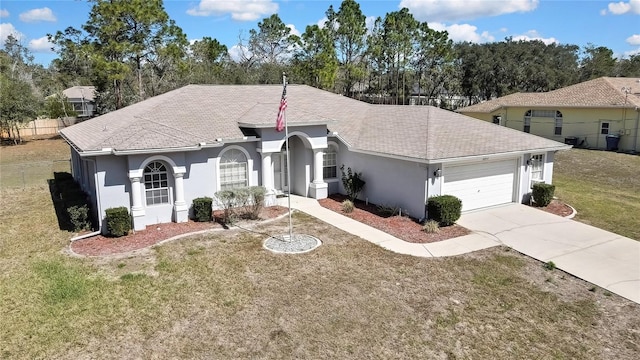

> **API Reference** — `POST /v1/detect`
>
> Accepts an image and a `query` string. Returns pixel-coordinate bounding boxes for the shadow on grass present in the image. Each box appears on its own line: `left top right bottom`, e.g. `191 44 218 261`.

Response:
48 178 74 232
47 172 96 232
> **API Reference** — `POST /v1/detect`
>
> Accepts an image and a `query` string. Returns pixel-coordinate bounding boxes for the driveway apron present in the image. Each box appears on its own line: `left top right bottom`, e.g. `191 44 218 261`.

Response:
457 204 640 304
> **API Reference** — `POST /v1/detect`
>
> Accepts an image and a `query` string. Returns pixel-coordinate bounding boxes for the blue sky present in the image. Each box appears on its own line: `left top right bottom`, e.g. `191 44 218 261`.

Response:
1 0 639 66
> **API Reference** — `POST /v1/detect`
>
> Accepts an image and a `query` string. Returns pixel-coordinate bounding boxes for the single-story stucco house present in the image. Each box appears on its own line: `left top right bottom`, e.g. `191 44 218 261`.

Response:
62 86 97 119
457 77 640 152
59 84 569 233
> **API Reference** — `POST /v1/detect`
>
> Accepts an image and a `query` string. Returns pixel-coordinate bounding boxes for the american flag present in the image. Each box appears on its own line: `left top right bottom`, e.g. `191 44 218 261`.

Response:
276 82 287 132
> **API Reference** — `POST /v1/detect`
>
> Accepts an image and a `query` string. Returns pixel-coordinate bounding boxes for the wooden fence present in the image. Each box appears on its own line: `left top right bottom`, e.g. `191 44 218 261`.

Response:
1 117 77 139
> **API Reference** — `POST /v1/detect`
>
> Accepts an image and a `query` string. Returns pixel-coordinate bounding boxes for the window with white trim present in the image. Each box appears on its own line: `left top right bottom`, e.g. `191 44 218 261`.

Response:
220 148 248 190
601 122 610 135
554 111 563 135
323 145 337 179
530 154 544 188
524 110 531 133
144 161 170 205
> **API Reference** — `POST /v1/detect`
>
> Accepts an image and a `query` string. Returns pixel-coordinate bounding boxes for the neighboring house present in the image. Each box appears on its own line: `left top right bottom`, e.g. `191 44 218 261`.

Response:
457 77 640 152
59 85 569 233
62 86 96 119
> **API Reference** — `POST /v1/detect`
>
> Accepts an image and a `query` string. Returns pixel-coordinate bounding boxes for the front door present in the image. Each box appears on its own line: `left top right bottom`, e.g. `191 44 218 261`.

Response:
273 152 288 193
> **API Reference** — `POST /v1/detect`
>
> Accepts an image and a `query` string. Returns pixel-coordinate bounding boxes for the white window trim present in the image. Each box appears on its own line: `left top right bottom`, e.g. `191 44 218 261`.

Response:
143 161 172 206
216 145 253 192
529 153 545 189
323 142 339 180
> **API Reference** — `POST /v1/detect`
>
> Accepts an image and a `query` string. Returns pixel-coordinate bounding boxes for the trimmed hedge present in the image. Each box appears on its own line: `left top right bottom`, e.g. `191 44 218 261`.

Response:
532 183 555 207
68 204 91 232
427 195 462 226
105 207 131 237
193 197 213 222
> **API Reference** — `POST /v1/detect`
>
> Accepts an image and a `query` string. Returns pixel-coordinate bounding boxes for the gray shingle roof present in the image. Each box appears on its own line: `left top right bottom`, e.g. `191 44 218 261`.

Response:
63 86 96 101
457 77 640 113
60 84 568 162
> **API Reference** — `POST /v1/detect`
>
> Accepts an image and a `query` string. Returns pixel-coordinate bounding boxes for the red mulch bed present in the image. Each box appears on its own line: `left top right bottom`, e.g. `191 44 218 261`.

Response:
318 194 470 244
71 206 288 256
534 199 574 217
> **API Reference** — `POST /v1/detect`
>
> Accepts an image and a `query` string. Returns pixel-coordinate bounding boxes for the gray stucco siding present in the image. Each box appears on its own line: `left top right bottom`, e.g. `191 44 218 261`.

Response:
340 150 429 220
96 155 131 231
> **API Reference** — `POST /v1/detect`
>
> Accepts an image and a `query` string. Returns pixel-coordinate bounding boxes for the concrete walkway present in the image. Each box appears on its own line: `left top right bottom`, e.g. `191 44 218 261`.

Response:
279 196 640 304
278 195 500 257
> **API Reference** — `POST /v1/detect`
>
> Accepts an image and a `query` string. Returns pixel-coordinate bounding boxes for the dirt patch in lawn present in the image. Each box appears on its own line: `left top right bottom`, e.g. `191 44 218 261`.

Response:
318 194 470 243
70 206 289 256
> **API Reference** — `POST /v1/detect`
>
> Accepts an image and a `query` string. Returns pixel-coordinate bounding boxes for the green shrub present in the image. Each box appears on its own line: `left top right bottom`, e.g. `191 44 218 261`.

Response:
422 219 440 234
544 261 556 271
246 186 266 219
192 197 213 222
67 204 91 232
340 165 365 201
342 199 354 213
532 183 555 207
427 195 462 226
215 190 237 224
105 207 131 237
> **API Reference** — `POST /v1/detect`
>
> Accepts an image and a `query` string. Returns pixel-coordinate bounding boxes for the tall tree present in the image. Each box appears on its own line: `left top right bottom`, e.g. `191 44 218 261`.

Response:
579 45 616 81
412 22 454 105
50 0 187 110
292 25 338 90
0 49 38 144
188 37 228 83
328 0 367 96
381 8 419 104
247 14 299 83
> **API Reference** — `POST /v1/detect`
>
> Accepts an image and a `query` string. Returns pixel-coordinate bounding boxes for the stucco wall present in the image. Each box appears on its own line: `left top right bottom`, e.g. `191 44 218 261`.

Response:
96 155 131 232
463 107 640 152
339 149 430 220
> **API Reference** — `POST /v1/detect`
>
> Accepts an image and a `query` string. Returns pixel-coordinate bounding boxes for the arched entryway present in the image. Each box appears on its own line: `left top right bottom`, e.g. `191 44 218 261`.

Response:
275 135 313 197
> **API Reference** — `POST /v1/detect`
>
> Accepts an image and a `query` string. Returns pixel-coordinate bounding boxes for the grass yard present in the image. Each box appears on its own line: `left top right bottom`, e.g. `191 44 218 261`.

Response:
0 137 71 188
1 139 639 358
553 149 640 240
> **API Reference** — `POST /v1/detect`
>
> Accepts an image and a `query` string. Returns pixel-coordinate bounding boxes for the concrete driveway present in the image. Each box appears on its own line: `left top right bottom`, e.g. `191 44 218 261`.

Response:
458 204 640 304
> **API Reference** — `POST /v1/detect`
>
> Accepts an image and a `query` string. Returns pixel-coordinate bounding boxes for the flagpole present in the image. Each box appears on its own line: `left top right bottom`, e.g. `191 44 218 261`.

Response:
283 73 293 241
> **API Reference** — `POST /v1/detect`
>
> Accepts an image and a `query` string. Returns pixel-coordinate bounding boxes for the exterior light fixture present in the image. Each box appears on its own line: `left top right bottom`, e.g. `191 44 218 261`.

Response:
433 168 442 177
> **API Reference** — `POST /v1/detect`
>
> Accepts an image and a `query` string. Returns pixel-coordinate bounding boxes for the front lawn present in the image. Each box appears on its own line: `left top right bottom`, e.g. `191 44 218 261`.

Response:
553 149 640 240
1 140 639 359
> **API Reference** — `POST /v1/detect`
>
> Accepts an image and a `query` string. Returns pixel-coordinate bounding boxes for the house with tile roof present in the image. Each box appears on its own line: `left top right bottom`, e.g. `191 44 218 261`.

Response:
457 77 640 152
60 84 569 233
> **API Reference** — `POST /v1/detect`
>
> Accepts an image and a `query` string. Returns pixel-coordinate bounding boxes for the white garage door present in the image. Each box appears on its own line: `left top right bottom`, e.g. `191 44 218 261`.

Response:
443 159 516 211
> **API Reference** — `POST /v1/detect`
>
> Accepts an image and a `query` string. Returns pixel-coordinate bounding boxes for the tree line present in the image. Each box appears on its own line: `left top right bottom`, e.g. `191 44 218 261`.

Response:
2 0 639 142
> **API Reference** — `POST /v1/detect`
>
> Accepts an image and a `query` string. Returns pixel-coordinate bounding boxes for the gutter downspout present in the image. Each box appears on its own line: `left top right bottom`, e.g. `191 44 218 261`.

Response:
70 158 102 241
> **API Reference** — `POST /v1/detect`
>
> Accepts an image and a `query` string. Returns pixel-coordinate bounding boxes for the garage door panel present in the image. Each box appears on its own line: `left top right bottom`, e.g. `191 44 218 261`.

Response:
443 160 516 211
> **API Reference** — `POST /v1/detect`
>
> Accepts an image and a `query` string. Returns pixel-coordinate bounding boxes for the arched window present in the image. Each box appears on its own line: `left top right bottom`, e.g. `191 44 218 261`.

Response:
323 144 338 179
220 148 248 190
144 161 169 205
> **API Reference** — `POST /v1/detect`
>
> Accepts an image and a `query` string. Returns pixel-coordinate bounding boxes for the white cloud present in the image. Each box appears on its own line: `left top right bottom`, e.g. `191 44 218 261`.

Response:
399 0 539 22
228 44 251 62
429 22 494 43
286 24 300 37
316 16 328 29
0 23 25 44
627 34 640 45
623 48 640 57
0 9 9 18
512 30 558 45
187 0 277 21
19 7 56 23
604 0 640 14
28 36 54 53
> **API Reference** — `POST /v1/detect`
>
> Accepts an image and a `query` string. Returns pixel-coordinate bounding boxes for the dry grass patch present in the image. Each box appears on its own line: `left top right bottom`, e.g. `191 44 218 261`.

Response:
2 139 639 359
